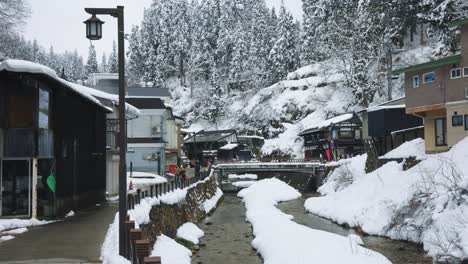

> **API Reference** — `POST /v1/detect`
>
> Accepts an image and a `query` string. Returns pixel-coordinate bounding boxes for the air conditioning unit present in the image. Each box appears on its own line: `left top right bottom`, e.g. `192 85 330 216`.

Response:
151 126 159 135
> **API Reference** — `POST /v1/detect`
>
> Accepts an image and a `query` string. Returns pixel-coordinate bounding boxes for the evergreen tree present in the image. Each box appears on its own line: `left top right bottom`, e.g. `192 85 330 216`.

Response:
85 42 99 77
100 52 108 73
108 40 118 73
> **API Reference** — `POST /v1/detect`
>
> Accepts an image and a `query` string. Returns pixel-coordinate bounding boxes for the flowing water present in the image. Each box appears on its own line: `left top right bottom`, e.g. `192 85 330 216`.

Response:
195 194 432 264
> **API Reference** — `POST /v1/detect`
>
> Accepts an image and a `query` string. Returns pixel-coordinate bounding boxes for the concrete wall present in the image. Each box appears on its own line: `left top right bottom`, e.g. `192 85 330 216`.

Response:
106 152 119 196
446 101 468 147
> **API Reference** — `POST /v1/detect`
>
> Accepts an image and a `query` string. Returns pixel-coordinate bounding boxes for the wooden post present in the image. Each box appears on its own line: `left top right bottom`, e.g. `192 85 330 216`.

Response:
32 158 38 218
137 189 141 204
150 185 153 197
135 240 150 264
124 220 135 258
144 256 162 264
129 229 142 263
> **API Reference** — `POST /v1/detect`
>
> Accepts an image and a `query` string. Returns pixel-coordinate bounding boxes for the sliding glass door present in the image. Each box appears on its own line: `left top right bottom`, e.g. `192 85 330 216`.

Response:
0 159 32 217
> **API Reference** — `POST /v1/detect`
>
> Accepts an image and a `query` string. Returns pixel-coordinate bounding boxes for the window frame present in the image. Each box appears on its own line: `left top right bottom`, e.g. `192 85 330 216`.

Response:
434 118 447 147
450 68 462 79
413 75 420 88
463 67 468 78
452 115 463 127
423 71 436 84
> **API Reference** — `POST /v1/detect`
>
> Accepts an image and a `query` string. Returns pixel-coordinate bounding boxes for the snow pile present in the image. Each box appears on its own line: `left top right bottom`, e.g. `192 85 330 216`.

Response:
203 187 224 213
305 137 468 261
1 227 28 235
100 214 131 264
128 172 168 190
238 178 391 264
176 223 204 244
232 181 256 188
65 211 75 218
0 218 51 233
228 174 258 180
151 235 192 264
0 235 15 241
380 138 426 160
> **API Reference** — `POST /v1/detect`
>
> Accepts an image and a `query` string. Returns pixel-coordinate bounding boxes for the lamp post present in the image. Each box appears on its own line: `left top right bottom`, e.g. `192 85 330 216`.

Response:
84 6 127 258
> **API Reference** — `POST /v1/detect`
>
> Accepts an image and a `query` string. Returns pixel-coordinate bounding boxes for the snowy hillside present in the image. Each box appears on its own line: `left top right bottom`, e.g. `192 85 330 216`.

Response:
171 39 442 158
305 138 468 262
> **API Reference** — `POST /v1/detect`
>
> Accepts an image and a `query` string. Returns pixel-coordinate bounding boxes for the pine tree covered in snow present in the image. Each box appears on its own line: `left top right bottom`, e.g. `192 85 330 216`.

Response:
108 41 118 73
85 42 99 78
100 53 109 73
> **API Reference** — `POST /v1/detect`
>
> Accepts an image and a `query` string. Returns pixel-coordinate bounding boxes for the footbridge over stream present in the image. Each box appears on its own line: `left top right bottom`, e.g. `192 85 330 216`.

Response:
213 161 327 192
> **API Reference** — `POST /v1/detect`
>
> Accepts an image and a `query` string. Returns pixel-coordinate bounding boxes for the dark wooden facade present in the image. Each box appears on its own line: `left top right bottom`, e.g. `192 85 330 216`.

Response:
300 113 364 161
0 70 108 217
368 107 424 155
184 130 238 164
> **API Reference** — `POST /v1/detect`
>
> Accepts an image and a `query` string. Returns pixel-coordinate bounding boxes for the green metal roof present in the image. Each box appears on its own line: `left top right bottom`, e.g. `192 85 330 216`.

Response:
448 18 468 28
392 54 462 75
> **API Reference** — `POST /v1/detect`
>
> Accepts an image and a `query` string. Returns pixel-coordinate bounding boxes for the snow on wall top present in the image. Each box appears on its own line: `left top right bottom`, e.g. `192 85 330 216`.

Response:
219 143 238 150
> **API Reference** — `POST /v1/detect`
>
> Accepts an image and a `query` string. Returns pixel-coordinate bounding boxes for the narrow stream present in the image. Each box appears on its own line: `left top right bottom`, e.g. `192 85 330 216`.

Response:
195 194 432 264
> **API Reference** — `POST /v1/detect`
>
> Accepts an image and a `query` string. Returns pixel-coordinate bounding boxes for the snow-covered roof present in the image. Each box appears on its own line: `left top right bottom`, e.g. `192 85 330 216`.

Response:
0 59 140 117
219 143 239 150
367 97 406 112
300 113 355 136
238 135 265 140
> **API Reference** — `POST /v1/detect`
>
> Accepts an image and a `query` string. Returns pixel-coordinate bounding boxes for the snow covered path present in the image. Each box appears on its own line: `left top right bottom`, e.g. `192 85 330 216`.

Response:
238 178 392 264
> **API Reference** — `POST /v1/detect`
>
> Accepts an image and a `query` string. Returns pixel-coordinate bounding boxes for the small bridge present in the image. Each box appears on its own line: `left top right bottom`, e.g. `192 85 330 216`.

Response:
213 161 327 192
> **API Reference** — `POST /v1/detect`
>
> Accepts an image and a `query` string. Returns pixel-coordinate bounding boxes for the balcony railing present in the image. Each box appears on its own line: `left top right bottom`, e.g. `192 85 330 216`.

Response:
4 128 54 158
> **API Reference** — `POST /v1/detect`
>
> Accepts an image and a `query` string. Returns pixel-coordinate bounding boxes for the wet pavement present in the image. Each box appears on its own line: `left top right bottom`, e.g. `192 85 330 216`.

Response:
0 202 117 264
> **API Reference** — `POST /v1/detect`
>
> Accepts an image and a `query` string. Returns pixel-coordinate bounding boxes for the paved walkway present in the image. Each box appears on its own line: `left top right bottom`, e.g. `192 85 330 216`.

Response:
0 202 118 264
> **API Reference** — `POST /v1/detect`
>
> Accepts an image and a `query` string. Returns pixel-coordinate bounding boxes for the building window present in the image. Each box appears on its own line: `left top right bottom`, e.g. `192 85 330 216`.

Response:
451 68 462 79
413 75 420 88
464 67 468 77
465 115 468 131
465 87 468 98
338 130 353 140
435 118 447 146
38 87 50 129
423 72 436 84
452 115 463 126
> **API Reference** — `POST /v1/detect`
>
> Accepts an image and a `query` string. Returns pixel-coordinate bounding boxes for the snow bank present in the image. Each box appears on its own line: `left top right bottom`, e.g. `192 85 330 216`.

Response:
176 223 204 244
306 137 468 261
127 172 168 190
100 214 131 264
0 235 15 241
228 174 258 180
203 187 223 213
232 181 256 188
238 178 391 264
0 218 51 233
151 235 192 264
380 138 426 160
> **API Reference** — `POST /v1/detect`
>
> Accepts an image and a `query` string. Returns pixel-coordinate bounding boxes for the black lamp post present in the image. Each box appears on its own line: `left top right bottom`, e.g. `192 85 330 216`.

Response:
84 6 127 258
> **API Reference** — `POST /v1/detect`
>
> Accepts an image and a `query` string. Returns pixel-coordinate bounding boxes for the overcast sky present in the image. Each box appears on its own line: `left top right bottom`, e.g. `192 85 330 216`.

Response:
23 0 303 61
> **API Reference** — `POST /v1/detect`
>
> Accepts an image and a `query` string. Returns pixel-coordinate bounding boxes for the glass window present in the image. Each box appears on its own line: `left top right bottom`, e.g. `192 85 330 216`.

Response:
38 88 50 129
465 115 468 131
435 118 447 146
423 72 436 84
463 68 468 77
465 87 468 98
452 115 463 126
338 130 353 139
413 75 420 88
451 68 462 79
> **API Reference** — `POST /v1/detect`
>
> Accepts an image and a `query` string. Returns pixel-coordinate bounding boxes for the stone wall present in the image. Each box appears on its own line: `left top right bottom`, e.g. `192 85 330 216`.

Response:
141 177 221 245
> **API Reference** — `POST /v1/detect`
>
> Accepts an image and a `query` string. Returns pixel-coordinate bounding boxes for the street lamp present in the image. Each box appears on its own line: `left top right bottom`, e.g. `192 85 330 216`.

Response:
84 6 127 258
84 14 104 40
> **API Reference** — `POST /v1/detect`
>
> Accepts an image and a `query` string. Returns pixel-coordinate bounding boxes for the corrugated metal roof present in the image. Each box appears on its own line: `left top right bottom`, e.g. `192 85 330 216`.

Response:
392 55 461 74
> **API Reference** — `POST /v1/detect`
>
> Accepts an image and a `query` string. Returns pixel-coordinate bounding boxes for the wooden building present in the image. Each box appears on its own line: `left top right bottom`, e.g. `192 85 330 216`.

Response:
367 97 424 155
299 113 364 161
184 130 238 163
393 18 468 153
0 60 109 218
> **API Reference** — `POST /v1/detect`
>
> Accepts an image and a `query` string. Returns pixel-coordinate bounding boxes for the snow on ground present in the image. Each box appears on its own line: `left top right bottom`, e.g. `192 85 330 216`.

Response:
380 138 426 160
101 176 222 264
305 137 468 261
176 223 205 244
0 218 51 233
228 174 258 180
151 235 192 264
0 235 15 241
65 211 75 218
238 178 391 264
1 227 28 235
232 181 256 188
